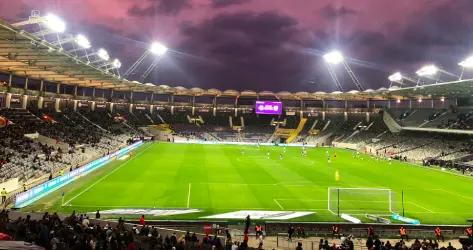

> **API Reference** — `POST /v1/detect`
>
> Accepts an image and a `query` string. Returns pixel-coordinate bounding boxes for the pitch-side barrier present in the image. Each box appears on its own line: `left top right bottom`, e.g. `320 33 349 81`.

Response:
14 141 144 208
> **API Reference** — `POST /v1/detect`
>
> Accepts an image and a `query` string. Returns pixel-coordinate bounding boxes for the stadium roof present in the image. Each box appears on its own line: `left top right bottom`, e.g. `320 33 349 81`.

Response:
1 16 473 100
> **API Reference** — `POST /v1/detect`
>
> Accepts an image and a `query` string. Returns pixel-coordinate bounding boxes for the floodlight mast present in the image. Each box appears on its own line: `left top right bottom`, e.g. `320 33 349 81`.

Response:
459 55 473 80
122 42 168 80
323 50 365 91
343 62 364 91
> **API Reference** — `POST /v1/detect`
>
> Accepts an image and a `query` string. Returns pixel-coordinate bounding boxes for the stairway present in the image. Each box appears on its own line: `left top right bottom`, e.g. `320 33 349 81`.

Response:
286 118 307 143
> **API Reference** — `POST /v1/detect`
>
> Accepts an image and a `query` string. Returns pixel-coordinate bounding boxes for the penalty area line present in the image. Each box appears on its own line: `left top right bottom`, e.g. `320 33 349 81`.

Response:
63 143 153 206
273 199 284 210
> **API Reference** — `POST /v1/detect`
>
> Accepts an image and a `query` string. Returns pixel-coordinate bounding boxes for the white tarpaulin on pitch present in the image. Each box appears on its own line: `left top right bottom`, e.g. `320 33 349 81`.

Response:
94 209 201 216
202 210 314 220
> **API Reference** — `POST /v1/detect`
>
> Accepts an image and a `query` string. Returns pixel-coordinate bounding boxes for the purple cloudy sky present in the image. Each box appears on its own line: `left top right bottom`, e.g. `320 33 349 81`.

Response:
1 0 473 92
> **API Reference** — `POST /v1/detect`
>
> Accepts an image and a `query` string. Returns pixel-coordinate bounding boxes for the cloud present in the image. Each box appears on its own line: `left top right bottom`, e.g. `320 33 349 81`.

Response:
128 0 191 16
211 0 251 8
164 11 319 91
320 4 357 19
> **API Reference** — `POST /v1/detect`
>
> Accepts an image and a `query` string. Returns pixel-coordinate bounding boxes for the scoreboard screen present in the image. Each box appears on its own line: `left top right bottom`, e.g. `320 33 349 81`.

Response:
255 101 282 115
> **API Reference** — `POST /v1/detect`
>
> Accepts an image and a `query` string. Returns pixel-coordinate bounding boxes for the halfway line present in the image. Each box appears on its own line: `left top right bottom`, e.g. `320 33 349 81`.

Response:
187 183 192 208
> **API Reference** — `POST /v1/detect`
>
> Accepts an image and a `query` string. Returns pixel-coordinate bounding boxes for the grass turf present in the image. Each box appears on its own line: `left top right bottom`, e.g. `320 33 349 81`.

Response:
24 142 473 224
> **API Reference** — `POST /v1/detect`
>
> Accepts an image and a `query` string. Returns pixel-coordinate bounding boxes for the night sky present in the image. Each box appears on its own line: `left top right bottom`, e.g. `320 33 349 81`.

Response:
1 0 473 92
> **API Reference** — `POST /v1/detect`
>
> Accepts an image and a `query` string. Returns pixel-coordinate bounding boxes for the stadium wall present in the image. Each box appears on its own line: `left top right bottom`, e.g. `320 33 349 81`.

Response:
13 141 144 208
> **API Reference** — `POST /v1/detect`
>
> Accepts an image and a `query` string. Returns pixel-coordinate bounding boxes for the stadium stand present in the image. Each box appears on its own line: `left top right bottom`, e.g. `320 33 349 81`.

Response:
2 12 473 250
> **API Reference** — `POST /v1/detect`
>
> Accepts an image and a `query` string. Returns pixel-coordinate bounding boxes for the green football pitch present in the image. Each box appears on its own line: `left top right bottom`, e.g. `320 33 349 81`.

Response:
25 142 473 224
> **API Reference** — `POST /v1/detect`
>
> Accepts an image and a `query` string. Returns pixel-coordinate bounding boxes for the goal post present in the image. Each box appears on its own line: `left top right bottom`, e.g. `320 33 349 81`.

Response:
328 187 396 216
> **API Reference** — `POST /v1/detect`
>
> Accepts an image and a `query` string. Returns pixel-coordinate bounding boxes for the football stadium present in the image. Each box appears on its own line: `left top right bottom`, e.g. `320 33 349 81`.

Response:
1 2 473 250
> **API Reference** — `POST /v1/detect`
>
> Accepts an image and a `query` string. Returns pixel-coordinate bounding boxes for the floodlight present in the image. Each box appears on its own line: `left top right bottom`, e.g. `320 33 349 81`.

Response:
150 42 168 56
112 59 122 68
416 65 438 76
323 50 344 65
440 97 445 102
97 48 110 61
75 34 91 49
388 72 403 82
396 98 401 103
459 56 473 68
44 14 66 33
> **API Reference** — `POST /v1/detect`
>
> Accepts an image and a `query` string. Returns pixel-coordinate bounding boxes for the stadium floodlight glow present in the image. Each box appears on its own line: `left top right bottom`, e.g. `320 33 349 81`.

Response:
112 59 122 69
416 65 438 76
44 14 66 33
459 56 473 68
97 48 110 61
75 34 91 49
440 97 445 102
323 50 344 65
388 72 403 82
150 42 168 56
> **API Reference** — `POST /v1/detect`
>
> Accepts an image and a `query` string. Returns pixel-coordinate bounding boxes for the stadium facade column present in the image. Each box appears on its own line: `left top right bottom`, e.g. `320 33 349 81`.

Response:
21 77 28 109
73 85 78 98
4 73 12 108
300 99 304 117
55 83 61 112
21 95 28 109
73 100 78 111
149 92 154 114
322 99 326 121
91 101 96 111
129 91 134 113
409 99 412 109
129 103 133 113
212 96 217 117
5 92 11 109
54 98 60 112
23 77 28 93
37 80 44 109
108 102 114 113
431 99 434 108
37 96 44 109
7 73 12 92
192 96 195 116
387 99 391 108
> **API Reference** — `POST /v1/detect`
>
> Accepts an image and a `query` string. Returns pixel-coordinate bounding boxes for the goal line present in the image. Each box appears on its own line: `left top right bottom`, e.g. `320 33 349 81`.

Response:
327 187 396 216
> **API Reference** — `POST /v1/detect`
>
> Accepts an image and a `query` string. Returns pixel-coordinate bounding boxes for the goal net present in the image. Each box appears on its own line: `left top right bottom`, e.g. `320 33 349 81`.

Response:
328 187 396 216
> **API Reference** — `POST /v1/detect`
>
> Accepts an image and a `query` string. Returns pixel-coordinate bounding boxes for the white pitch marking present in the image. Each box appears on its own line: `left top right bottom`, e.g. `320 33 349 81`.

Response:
187 183 192 208
407 201 433 213
63 143 153 206
273 199 284 210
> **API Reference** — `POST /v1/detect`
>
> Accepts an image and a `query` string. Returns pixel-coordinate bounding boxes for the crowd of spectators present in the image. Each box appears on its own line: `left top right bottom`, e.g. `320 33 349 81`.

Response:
0 108 141 182
0 210 264 250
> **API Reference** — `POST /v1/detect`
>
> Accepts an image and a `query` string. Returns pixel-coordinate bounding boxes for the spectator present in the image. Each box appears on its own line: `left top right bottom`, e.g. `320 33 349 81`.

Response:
0 188 6 205
435 226 444 241
139 214 145 226
399 226 408 241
